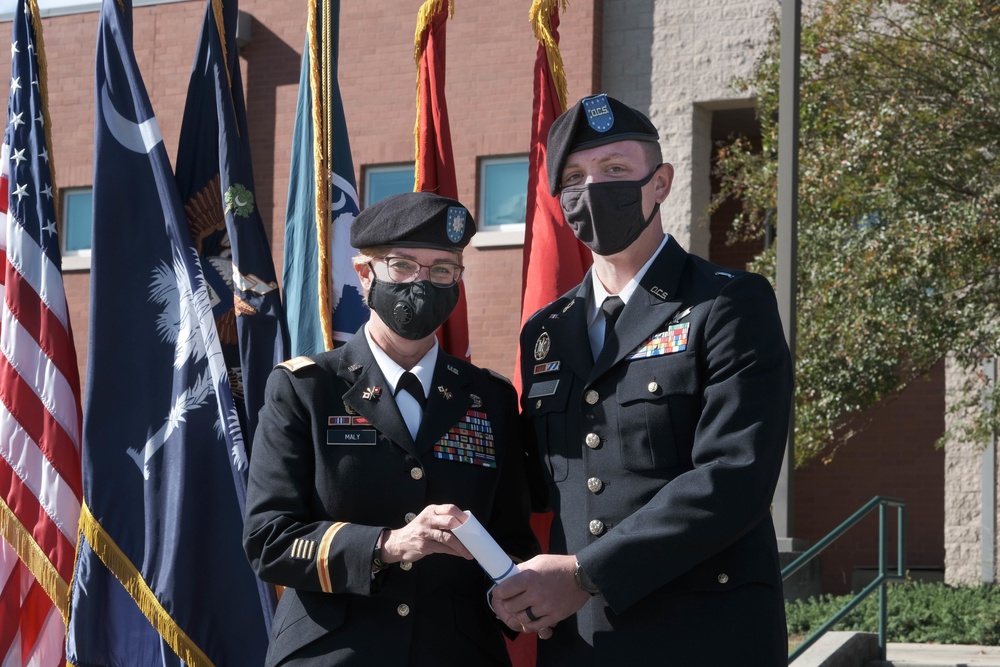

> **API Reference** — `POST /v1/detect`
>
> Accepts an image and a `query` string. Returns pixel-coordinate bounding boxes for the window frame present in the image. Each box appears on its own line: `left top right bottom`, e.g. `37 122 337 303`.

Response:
472 154 529 248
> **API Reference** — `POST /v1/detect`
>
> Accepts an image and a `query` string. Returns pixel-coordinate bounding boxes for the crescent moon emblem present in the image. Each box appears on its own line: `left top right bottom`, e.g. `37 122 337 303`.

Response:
331 192 346 211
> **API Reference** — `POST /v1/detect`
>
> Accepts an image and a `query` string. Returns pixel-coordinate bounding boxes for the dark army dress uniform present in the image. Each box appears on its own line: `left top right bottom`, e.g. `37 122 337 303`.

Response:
244 336 535 666
244 191 537 666
520 235 793 665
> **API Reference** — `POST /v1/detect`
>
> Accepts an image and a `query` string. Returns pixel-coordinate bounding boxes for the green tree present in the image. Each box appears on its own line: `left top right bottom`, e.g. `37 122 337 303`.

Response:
712 0 1000 464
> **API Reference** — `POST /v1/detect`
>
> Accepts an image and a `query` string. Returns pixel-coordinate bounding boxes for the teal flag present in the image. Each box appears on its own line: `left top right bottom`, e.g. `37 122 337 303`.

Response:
283 0 367 356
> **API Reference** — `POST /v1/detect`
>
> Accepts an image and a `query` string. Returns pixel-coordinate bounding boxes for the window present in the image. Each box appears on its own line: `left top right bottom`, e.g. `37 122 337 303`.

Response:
364 164 414 208
61 187 92 270
473 155 528 248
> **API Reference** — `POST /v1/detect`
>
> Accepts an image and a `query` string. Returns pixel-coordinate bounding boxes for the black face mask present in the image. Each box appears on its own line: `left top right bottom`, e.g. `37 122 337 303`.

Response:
368 278 460 341
559 166 661 256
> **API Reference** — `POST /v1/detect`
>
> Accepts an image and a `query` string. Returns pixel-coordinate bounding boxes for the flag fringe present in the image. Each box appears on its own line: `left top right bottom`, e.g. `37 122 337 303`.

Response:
412 0 453 192
74 503 213 667
306 0 334 350
529 0 569 112
210 0 234 94
0 495 69 623
25 0 60 225
413 0 453 64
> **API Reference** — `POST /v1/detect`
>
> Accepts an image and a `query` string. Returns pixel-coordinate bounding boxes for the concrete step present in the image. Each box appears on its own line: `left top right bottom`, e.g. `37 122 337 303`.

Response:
791 632 1000 666
873 642 1000 666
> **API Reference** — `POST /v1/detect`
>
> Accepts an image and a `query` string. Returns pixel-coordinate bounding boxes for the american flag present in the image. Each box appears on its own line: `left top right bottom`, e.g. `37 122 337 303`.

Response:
0 0 83 664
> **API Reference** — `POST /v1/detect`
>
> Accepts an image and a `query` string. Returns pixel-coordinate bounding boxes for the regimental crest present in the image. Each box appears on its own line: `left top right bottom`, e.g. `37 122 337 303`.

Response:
533 331 551 361
470 393 483 408
446 206 466 243
224 183 255 218
583 94 614 132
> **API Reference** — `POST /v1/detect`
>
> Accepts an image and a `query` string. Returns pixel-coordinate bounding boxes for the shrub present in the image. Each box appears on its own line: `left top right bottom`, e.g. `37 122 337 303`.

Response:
786 581 1000 645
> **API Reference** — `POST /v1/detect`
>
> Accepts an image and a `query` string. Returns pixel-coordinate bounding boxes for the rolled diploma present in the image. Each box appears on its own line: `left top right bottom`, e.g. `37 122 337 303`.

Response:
451 510 520 583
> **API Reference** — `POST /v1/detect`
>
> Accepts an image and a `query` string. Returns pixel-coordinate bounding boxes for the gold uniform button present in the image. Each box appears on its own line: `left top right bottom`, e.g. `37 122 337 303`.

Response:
648 381 659 393
404 512 417 523
397 603 410 616
584 390 599 405
585 433 601 449
589 519 605 536
400 561 413 571
587 477 604 493
717 573 729 584
410 467 424 480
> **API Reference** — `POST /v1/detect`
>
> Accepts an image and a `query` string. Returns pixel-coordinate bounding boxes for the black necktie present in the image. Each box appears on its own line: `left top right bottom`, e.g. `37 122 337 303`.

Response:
602 296 625 351
396 371 426 410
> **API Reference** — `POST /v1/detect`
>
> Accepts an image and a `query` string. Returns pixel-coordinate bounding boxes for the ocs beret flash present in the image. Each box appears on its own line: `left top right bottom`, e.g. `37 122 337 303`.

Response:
350 191 477 250
546 93 660 195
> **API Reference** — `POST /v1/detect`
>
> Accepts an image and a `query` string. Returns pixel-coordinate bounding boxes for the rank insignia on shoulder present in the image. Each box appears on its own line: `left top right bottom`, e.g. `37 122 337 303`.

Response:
279 356 315 372
533 332 551 361
533 361 560 375
715 271 734 278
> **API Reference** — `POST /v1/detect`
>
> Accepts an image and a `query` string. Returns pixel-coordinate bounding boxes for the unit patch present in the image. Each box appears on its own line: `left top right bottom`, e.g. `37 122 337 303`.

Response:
433 410 497 468
627 322 691 359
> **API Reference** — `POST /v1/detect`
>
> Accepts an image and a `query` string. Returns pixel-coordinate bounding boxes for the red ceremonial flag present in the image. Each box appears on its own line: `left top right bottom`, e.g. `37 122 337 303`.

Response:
517 0 591 397
414 0 471 361
0 0 83 663
508 3 589 666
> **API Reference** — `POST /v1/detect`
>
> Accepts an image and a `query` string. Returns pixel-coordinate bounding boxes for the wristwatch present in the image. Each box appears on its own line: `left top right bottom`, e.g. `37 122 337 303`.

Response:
574 559 599 595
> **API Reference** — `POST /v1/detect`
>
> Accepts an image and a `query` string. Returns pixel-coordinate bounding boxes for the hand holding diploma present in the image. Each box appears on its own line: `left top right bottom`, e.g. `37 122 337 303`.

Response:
450 510 520 583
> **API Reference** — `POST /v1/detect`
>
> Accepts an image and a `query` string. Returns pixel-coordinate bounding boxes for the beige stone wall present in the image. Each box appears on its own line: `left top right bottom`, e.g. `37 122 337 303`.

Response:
943 356 999 585
602 0 774 256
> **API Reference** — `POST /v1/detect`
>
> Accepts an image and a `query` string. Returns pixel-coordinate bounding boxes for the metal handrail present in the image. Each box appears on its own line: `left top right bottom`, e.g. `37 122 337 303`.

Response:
784 496 907 664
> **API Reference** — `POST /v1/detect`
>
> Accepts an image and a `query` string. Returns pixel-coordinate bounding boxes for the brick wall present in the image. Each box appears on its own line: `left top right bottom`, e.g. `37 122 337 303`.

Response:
17 0 950 596
24 0 600 384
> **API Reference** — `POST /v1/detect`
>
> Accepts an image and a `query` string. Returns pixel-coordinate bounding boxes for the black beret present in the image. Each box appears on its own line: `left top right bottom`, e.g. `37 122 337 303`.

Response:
351 191 476 251
546 93 659 195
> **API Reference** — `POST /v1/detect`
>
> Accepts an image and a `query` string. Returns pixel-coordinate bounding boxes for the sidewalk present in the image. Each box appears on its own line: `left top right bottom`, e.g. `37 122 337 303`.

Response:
885 642 1000 666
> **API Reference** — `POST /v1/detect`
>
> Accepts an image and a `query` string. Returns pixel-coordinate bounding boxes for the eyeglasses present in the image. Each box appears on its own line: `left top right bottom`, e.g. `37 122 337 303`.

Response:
370 256 465 287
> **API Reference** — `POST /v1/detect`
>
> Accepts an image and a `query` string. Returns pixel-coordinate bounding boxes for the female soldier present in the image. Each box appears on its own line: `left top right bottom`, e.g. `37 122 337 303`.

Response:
243 192 537 666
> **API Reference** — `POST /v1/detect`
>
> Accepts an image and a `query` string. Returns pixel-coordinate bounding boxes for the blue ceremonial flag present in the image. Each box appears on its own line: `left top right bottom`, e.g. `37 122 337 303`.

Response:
174 0 288 449
282 0 367 356
66 0 270 664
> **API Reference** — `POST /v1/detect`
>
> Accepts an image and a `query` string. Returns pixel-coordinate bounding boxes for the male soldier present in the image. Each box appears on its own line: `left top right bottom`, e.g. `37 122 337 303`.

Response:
491 94 793 665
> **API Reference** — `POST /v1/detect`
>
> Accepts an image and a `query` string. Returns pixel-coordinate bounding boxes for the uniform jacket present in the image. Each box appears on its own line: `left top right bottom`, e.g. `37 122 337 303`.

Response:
244 333 537 666
520 236 793 665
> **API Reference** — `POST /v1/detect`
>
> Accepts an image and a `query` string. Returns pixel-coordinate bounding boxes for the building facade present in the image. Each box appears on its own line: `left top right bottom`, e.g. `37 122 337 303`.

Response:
8 0 964 596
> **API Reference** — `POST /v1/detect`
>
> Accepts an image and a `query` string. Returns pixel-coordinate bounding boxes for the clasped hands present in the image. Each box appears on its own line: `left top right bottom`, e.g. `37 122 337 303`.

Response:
490 554 591 640
379 507 590 640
